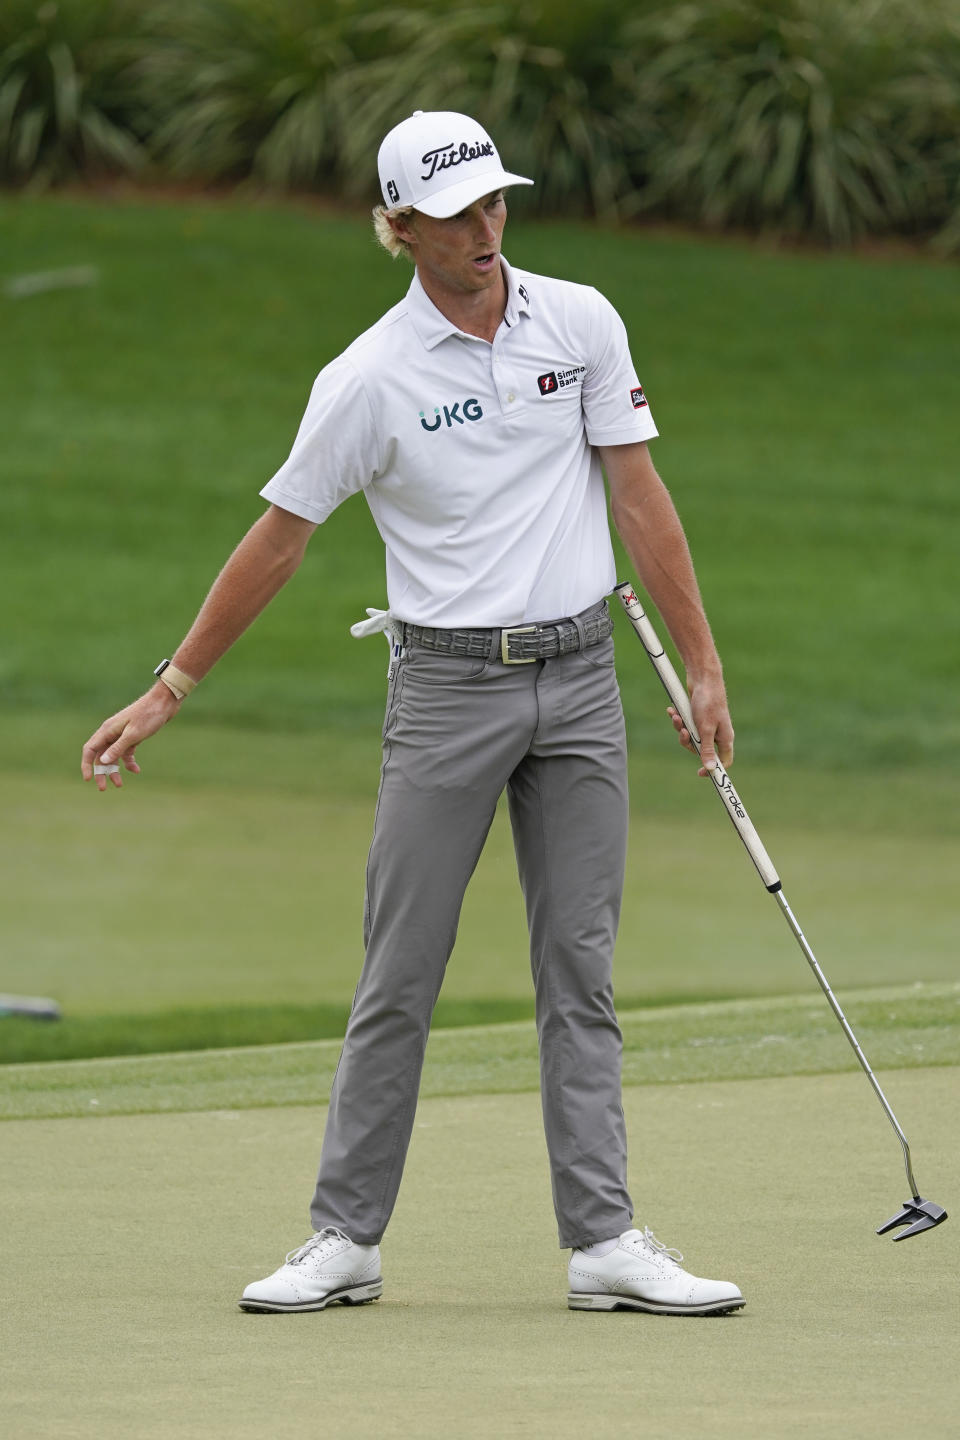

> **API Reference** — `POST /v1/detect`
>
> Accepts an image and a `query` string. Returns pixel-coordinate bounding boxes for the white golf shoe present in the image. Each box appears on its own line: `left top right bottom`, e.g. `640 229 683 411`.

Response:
567 1227 745 1315
239 1227 382 1313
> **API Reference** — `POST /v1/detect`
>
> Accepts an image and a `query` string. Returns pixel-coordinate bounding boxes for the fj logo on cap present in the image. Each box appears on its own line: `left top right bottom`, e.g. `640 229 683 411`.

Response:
630 385 648 408
386 179 400 204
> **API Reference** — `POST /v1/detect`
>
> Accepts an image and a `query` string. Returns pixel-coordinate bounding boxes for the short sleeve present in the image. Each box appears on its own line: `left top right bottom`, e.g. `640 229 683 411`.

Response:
581 289 659 447
260 358 381 524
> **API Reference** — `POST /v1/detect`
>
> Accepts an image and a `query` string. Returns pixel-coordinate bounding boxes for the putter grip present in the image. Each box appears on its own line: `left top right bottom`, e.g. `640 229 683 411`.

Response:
615 583 781 892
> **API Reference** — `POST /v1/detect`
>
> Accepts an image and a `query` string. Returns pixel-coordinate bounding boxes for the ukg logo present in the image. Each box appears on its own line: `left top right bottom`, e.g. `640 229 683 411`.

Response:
419 398 484 431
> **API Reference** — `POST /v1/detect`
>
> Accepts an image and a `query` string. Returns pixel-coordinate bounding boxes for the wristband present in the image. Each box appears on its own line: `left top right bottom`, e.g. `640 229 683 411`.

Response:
154 659 197 700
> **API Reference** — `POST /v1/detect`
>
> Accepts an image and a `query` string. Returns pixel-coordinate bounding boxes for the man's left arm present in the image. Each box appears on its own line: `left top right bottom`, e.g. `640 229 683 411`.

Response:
599 440 734 777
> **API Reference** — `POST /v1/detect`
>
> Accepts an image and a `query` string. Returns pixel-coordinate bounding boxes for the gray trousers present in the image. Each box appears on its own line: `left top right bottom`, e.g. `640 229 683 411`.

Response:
310 622 634 1249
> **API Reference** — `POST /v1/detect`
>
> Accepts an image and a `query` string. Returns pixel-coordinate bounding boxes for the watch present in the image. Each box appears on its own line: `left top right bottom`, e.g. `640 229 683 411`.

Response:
154 659 197 700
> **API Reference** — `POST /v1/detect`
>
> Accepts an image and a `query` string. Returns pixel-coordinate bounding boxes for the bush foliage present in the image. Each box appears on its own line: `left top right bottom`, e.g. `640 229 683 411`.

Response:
2 0 959 248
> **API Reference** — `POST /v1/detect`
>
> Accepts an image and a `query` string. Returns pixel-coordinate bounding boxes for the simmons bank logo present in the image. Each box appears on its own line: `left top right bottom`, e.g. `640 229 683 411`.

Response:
537 364 585 396
419 398 484 431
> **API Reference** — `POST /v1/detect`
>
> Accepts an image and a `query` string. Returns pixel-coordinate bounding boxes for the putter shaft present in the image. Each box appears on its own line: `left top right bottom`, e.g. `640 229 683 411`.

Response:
614 582 942 1227
771 889 918 1199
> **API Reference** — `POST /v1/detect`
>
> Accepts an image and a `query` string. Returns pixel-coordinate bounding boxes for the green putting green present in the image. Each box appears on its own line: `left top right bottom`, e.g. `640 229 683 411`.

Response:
2 1067 955 1439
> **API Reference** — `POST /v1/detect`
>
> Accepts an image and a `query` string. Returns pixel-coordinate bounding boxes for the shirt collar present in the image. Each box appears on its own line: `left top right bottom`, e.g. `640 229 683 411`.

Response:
405 255 531 350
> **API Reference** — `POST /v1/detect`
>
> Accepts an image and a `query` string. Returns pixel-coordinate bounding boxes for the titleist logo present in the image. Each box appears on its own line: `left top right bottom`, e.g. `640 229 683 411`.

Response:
421 139 495 182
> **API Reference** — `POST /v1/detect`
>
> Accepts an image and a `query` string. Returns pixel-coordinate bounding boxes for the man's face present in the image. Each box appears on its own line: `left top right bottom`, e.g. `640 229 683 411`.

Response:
397 191 507 296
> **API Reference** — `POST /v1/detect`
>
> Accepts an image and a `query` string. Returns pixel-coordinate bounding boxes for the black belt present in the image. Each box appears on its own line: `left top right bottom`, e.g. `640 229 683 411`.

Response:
400 600 613 665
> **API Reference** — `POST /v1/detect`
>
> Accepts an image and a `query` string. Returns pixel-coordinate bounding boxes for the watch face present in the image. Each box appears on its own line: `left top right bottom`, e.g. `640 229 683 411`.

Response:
154 660 170 677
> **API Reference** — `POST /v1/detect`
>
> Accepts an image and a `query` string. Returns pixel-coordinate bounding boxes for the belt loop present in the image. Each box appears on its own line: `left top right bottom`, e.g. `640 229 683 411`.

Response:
487 629 501 663
571 613 587 652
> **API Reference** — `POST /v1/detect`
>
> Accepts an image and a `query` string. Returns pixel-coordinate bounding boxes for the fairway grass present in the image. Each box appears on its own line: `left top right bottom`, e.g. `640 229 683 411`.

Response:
3 982 957 1121
2 1068 956 1439
2 194 959 771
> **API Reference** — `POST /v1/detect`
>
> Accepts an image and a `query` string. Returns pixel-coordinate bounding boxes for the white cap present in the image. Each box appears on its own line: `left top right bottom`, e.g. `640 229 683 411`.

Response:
377 110 534 218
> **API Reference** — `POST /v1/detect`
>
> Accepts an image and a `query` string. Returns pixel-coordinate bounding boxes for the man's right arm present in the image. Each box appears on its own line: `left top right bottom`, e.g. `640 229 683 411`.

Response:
80 504 317 791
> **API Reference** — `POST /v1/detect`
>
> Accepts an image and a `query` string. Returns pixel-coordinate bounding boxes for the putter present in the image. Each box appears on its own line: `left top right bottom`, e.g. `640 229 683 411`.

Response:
614 582 948 1242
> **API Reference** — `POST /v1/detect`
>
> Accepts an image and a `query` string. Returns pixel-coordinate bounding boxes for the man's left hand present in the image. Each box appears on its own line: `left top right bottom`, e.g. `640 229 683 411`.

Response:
667 674 734 778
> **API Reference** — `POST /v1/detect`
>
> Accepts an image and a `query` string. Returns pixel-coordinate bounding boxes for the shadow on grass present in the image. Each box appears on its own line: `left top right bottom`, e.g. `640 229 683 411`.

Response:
0 991 750 1065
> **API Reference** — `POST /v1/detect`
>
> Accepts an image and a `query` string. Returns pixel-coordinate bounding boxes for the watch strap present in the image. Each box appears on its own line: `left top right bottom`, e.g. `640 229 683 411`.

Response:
154 660 197 700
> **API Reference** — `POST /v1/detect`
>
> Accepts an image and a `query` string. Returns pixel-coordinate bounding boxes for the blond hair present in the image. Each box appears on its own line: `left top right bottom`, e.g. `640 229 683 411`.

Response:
372 203 416 261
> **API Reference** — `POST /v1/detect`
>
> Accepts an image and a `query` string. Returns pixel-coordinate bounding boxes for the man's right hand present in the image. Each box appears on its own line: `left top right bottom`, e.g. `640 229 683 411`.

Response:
79 504 317 793
80 683 182 792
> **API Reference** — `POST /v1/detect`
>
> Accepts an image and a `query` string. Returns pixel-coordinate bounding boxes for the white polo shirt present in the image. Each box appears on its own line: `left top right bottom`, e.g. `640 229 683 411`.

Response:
261 257 657 626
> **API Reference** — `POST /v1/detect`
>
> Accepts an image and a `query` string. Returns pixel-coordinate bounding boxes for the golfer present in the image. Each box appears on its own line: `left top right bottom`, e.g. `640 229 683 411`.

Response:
82 110 744 1316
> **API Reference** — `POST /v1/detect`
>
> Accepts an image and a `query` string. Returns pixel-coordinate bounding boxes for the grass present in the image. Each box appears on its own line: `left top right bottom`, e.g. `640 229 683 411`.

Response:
3 760 960 1063
3 1068 957 1438
0 996 539 1065
1 193 957 1063
1 193 956 1440
1 193 958 766
3 982 955 1120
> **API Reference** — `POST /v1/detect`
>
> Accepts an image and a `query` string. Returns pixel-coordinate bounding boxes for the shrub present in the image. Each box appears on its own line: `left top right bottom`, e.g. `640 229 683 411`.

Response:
133 0 635 216
2 0 959 250
131 0 359 186
328 3 636 216
615 0 960 244
0 0 149 184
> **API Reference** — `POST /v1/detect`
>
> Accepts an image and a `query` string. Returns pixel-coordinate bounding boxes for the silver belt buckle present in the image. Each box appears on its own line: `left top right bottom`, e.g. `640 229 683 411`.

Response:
500 624 539 664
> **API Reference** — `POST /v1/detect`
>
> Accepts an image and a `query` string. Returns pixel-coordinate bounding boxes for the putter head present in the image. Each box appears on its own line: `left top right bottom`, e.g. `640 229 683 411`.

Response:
877 1197 948 1241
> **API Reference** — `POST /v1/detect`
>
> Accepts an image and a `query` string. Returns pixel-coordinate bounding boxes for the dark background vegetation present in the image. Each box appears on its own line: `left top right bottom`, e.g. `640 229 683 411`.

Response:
3 0 960 249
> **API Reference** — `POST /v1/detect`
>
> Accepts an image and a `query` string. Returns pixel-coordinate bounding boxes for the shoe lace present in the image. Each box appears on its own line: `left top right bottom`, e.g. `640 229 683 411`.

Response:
641 1227 683 1265
285 1227 349 1266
